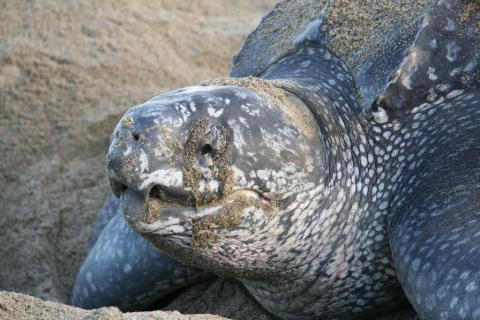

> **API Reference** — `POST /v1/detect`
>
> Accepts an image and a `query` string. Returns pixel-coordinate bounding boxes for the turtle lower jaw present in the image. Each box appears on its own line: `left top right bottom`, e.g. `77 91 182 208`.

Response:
124 186 272 235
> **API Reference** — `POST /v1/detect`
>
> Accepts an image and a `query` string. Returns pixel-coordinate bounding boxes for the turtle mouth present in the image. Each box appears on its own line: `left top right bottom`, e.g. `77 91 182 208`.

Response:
147 184 272 211
126 184 273 234
148 185 195 207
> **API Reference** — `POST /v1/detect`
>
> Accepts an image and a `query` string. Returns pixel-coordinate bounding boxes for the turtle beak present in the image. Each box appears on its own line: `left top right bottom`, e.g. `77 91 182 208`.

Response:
106 104 188 224
121 189 147 221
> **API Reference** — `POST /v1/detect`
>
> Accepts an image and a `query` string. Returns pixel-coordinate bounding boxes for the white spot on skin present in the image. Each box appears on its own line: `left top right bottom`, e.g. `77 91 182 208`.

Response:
256 169 271 181
228 119 246 154
428 67 438 81
450 67 461 77
198 179 220 193
402 75 412 89
139 150 149 173
176 103 191 122
232 166 247 186
466 282 478 292
446 90 464 99
301 60 311 67
123 264 132 273
400 50 419 90
450 297 458 309
207 107 224 118
238 116 248 127
360 156 368 167
373 107 389 124
240 105 260 116
198 180 207 193
140 168 183 190
446 41 461 62
86 271 92 283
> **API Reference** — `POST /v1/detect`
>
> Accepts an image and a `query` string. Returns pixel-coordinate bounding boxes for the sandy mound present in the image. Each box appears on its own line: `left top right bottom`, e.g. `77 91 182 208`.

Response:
0 291 226 320
0 0 275 316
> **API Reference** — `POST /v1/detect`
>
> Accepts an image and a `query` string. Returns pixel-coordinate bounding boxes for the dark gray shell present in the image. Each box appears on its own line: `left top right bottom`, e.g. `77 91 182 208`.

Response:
231 0 437 107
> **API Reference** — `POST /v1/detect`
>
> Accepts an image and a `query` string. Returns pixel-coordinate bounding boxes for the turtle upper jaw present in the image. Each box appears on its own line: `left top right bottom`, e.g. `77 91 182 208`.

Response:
121 184 273 236
121 185 194 225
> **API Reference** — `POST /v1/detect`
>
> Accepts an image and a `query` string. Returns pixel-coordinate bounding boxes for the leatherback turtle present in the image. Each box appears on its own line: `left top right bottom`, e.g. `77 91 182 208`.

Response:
72 0 480 319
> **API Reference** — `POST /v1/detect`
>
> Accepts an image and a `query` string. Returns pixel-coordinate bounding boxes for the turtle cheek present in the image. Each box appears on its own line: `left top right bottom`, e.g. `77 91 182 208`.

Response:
229 207 272 234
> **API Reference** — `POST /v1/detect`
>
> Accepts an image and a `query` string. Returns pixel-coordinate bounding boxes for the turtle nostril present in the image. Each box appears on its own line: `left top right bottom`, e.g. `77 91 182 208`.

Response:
109 179 127 198
201 144 213 155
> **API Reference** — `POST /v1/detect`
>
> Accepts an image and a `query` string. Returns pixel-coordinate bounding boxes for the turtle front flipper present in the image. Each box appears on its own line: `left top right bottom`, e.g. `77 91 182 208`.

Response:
373 0 480 121
71 196 210 310
386 83 480 319
381 2 480 319
389 161 480 319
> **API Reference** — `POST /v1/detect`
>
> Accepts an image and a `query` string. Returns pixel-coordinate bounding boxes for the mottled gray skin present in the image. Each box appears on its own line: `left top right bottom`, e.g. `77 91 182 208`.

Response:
74 0 480 319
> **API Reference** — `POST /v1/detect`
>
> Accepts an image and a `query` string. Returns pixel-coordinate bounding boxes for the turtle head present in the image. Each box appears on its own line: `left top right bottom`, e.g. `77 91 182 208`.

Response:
107 82 324 279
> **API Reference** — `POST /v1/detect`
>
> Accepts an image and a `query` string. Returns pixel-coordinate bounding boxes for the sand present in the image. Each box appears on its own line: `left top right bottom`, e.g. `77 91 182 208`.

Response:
0 291 226 320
